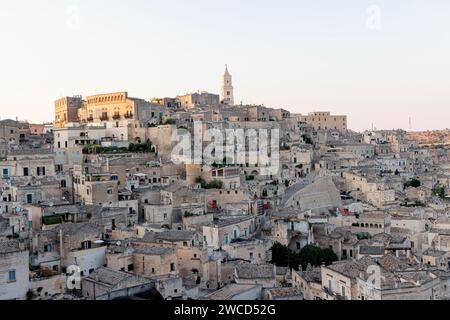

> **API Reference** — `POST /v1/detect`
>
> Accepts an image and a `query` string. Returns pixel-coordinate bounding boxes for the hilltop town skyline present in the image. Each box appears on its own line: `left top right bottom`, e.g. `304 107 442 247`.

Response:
2 77 449 133
1 0 450 309
2 1 450 132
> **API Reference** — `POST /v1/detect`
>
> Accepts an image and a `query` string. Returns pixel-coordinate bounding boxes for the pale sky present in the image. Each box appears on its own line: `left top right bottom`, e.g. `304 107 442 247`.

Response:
1 0 449 132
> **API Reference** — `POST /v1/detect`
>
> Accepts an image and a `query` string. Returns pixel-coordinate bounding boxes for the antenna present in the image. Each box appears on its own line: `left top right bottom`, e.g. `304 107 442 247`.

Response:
409 117 412 131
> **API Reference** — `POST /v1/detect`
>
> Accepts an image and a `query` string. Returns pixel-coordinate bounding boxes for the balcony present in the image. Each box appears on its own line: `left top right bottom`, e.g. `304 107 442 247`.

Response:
112 114 121 120
100 115 109 121
124 113 134 119
87 116 94 122
323 287 347 300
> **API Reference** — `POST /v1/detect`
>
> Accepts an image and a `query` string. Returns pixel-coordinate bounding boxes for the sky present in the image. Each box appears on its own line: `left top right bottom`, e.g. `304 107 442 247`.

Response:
0 0 449 132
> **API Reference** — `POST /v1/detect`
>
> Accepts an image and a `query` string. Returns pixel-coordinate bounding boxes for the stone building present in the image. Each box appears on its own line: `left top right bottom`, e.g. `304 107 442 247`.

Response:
280 177 342 214
82 266 153 300
177 92 220 109
73 169 118 206
54 96 83 129
132 247 178 277
300 112 347 132
58 222 106 277
292 266 323 300
77 92 166 125
234 262 276 288
0 240 29 300
202 216 256 250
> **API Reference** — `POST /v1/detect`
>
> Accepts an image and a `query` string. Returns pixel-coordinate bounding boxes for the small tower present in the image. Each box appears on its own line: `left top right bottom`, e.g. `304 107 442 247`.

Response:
221 64 234 105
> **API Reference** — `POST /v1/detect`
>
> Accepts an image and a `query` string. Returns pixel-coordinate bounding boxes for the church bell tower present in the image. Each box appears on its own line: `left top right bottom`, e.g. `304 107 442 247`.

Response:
220 65 234 105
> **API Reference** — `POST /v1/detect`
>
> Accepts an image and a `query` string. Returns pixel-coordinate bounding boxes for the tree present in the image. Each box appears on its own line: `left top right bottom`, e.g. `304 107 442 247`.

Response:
302 134 313 145
195 176 206 185
298 245 323 270
271 243 337 271
271 242 290 267
205 180 223 189
321 248 338 266
298 245 338 270
432 185 446 199
270 242 301 270
164 118 176 125
357 233 370 240
404 178 421 189
195 177 223 189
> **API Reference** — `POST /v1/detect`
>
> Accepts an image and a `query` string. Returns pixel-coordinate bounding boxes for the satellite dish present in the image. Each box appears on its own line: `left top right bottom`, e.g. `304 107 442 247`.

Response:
116 241 122 246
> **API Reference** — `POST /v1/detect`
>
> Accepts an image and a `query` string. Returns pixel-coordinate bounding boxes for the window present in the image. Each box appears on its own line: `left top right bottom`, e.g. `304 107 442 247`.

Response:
233 227 239 240
23 167 29 177
341 286 346 297
170 263 175 272
37 166 46 176
81 240 92 250
2 168 9 178
44 244 52 252
26 194 33 204
8 270 16 282
107 188 113 195
128 264 134 272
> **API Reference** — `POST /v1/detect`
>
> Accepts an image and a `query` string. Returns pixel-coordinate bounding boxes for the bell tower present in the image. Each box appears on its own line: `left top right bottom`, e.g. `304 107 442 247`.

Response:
220 64 234 105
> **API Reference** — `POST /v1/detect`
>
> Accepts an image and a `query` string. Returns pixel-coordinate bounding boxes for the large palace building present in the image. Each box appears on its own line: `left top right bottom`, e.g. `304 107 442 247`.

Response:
54 92 168 128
